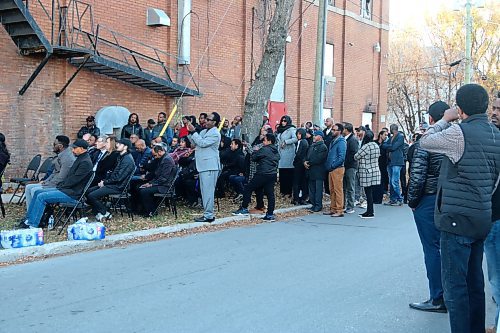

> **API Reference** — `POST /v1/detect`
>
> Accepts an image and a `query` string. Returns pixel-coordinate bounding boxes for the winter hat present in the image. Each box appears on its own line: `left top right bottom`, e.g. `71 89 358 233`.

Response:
456 84 489 116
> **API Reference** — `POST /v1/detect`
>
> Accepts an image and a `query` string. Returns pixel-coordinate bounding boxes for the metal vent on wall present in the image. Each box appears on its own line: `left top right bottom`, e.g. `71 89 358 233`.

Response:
147 8 170 27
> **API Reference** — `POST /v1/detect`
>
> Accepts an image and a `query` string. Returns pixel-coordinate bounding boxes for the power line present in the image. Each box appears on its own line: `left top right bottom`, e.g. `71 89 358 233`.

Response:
388 59 463 75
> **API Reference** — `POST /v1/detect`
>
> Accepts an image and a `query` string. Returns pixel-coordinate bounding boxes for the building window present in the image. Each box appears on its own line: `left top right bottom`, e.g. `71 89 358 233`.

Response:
328 0 335 6
270 56 285 102
324 43 334 77
361 0 372 19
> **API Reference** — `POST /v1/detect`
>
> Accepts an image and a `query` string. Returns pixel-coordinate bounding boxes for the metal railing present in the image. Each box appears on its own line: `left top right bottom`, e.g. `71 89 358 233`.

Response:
22 0 199 93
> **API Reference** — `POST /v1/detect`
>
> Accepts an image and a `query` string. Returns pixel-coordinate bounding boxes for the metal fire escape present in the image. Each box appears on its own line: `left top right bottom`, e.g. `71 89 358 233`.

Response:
0 0 200 97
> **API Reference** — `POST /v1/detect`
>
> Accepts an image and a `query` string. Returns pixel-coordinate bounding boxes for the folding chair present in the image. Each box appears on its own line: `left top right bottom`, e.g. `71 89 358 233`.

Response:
9 154 41 204
19 156 53 204
0 164 7 218
153 168 180 218
108 167 136 221
54 172 96 235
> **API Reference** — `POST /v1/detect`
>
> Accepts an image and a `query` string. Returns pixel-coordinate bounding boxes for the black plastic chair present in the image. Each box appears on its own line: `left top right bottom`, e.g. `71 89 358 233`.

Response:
19 156 54 204
9 154 41 204
108 167 136 220
153 168 180 218
53 172 96 235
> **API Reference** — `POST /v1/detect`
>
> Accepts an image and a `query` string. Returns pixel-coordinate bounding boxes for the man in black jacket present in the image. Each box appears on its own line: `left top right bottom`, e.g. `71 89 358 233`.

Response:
304 131 328 212
420 84 500 332
323 118 335 195
86 138 136 221
21 139 93 228
138 145 177 217
77 115 100 139
342 123 359 213
292 128 309 205
407 101 449 313
233 133 280 221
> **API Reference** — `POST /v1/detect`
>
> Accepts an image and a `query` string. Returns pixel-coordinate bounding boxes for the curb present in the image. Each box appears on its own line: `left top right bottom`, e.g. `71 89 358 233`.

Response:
0 203 316 264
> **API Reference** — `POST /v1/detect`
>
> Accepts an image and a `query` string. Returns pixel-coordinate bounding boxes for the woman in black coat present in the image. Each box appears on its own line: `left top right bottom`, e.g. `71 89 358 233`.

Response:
292 128 309 205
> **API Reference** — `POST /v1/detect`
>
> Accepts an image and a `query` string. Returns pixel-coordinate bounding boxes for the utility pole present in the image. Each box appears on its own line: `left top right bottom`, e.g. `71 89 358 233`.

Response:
464 0 472 83
312 0 327 126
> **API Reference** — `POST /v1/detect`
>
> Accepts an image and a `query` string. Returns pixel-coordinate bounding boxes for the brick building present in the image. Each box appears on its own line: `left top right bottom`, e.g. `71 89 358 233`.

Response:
0 0 389 176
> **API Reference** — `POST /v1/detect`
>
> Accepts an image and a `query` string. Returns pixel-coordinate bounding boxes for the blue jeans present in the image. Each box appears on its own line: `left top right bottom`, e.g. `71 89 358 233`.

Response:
485 221 500 326
412 195 443 301
27 188 77 227
387 165 403 202
441 231 485 333
228 175 246 195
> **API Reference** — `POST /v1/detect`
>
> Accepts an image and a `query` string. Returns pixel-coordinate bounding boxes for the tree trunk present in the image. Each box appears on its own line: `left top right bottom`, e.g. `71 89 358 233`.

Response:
242 0 295 143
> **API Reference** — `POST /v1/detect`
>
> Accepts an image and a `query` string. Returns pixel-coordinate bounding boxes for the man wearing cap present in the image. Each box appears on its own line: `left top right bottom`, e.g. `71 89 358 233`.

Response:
304 130 328 212
144 119 156 147
19 139 93 228
324 123 347 217
407 101 449 314
419 84 500 332
86 138 136 222
77 115 100 139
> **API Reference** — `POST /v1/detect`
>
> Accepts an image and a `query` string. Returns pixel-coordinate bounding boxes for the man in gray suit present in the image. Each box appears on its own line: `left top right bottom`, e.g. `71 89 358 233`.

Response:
187 112 222 222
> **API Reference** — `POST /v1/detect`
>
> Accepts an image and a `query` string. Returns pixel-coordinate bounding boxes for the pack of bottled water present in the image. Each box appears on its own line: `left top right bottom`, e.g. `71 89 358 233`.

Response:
67 217 106 241
0 228 44 249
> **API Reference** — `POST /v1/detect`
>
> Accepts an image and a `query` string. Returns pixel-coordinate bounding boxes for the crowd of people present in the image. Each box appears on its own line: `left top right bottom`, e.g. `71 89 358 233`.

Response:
0 83 498 333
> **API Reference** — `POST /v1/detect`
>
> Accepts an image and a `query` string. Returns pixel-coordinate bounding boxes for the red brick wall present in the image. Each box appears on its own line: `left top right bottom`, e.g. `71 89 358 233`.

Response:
0 0 389 178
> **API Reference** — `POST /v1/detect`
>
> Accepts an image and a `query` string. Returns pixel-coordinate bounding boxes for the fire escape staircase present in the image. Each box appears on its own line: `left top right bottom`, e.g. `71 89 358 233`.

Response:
0 0 200 97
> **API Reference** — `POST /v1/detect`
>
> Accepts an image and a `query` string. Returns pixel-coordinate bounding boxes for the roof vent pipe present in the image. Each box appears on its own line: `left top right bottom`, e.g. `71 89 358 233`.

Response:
178 0 191 65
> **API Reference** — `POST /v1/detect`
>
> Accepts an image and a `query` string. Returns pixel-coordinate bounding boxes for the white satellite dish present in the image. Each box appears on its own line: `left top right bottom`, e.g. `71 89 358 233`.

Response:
95 106 130 137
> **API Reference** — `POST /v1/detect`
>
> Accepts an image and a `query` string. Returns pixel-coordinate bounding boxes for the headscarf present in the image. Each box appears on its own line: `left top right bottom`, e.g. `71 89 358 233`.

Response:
276 115 296 134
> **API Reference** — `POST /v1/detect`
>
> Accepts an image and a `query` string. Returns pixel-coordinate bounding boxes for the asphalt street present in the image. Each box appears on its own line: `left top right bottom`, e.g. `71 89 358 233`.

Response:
0 204 496 333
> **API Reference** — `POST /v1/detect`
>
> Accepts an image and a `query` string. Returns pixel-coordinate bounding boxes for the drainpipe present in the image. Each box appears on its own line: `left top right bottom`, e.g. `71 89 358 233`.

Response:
178 0 191 65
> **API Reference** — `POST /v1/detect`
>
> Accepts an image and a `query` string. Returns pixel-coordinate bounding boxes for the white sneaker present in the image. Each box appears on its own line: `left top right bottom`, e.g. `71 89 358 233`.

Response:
103 212 112 220
344 208 355 214
360 202 367 209
96 213 103 222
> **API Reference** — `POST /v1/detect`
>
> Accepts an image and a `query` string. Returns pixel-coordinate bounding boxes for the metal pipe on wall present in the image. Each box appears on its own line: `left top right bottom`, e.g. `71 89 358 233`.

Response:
178 0 191 65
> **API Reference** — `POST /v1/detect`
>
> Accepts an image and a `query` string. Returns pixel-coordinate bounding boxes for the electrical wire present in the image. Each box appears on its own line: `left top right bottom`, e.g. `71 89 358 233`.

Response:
388 60 463 75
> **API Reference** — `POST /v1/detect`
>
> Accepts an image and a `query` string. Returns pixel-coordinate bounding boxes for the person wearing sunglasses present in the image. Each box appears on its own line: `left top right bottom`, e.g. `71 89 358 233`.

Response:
187 112 222 223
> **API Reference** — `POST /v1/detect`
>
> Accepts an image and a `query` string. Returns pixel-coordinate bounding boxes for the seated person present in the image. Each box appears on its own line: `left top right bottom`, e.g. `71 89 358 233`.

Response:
216 139 245 197
138 145 177 217
86 138 135 221
19 139 93 228
90 136 107 165
92 136 119 186
169 137 193 164
169 136 179 153
25 135 75 210
133 139 152 175
175 149 199 207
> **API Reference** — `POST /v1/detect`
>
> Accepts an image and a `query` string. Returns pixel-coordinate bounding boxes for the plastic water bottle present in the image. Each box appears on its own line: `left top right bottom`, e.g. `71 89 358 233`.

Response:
48 215 54 230
0 228 44 249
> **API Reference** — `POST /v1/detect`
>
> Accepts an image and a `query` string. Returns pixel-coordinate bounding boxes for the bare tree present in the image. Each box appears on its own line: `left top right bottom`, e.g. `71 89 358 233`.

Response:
242 0 295 142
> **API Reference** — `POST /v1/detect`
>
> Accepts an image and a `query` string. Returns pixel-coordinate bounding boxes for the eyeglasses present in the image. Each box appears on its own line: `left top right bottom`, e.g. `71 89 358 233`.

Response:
206 118 215 122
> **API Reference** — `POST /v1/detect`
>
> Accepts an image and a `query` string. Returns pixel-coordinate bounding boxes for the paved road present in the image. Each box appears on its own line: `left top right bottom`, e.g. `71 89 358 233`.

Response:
0 204 495 333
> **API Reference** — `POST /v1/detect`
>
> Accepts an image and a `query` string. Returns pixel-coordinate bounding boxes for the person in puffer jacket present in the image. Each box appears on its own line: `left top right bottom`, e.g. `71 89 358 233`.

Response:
407 101 449 314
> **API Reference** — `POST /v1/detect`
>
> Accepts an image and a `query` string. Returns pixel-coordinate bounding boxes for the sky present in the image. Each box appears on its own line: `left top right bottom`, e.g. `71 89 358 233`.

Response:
389 0 461 30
